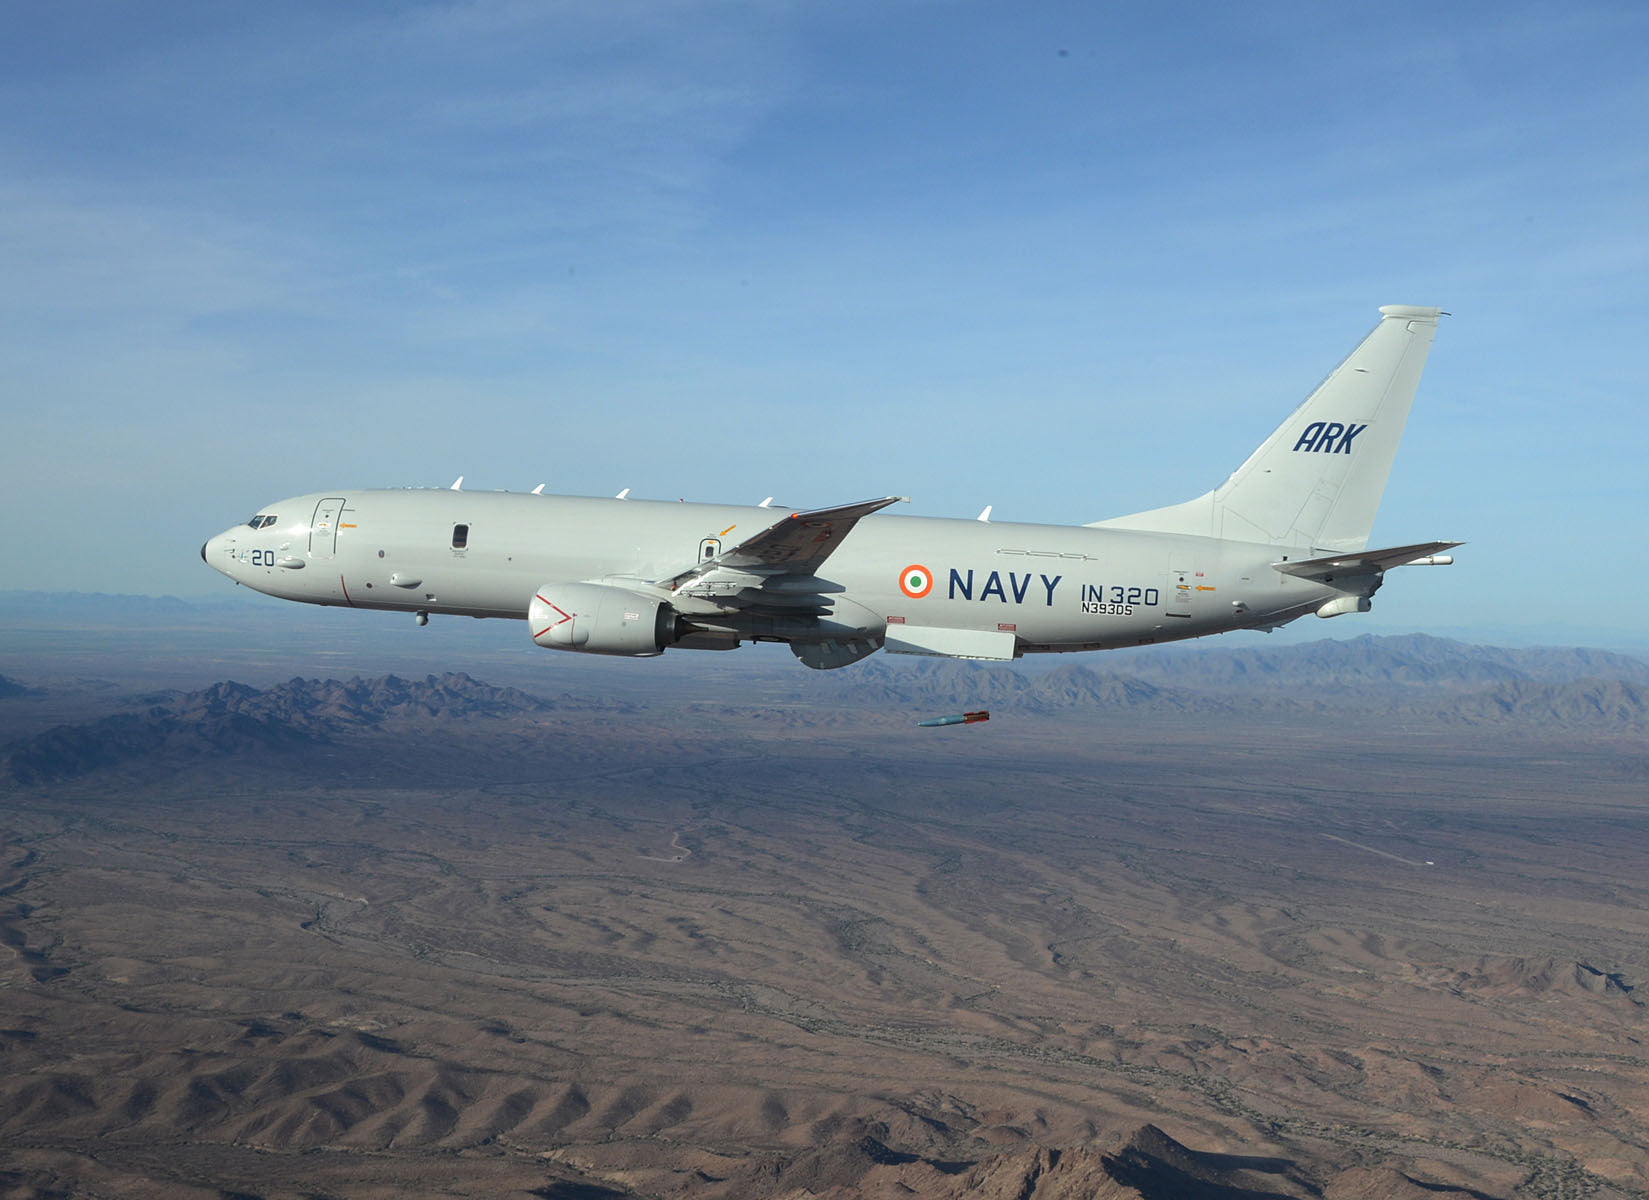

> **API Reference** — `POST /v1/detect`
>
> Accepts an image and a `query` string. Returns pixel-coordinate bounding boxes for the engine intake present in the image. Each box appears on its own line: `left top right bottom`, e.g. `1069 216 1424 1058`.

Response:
529 583 674 657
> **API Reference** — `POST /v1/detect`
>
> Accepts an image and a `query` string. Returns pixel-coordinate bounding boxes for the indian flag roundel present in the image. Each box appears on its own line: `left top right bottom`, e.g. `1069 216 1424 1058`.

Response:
898 564 933 599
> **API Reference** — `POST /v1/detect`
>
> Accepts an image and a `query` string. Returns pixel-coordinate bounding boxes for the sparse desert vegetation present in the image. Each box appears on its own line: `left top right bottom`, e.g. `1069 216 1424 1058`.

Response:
2 617 1647 1198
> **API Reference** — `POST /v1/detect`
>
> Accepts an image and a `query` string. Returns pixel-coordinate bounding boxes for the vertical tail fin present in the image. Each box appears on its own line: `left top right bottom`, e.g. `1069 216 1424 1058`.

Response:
1090 305 1442 552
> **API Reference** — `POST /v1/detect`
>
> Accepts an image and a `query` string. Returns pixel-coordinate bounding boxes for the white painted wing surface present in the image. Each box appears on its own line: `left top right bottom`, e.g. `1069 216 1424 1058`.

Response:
659 495 907 605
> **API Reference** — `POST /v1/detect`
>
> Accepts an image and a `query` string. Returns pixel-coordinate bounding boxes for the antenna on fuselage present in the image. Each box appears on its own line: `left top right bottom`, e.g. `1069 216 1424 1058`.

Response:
531 484 545 495
616 488 630 499
450 476 464 491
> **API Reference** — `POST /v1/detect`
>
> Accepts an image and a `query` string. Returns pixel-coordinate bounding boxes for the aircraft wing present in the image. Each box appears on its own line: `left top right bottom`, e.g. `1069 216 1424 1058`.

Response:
659 496 907 609
1272 540 1463 582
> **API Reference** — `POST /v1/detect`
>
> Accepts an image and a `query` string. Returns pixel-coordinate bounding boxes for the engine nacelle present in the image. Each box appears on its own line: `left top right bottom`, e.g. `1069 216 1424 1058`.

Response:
529 583 673 657
1316 595 1373 619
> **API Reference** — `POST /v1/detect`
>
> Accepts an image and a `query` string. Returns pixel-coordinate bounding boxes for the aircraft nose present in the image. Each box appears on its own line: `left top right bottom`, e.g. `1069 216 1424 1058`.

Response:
201 530 236 578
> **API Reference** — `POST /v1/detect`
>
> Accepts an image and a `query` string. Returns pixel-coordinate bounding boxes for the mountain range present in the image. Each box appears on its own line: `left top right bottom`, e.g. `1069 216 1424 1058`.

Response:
3 635 1646 787
1 672 553 786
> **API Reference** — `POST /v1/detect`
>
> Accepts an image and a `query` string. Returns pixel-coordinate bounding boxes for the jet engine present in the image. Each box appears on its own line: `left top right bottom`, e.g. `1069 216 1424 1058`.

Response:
529 583 675 657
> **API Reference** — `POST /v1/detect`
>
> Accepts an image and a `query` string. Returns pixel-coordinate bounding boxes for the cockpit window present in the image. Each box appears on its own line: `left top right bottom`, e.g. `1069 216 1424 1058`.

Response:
260 515 278 529
247 514 265 528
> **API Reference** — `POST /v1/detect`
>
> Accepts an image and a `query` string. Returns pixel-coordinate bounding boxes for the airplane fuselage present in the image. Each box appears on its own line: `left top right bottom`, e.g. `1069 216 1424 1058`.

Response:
201 306 1457 667
203 488 1342 657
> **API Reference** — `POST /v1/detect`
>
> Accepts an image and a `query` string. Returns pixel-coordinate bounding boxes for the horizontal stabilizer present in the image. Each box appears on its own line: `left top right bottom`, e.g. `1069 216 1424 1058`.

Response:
1273 540 1463 582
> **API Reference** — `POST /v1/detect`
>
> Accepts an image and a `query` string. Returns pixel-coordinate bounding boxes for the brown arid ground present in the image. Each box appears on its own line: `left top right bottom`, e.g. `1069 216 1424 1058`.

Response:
2 674 1648 1198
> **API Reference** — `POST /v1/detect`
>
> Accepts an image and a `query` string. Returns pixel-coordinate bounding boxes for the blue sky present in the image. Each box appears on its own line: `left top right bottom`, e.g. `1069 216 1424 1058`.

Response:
3 2 1645 647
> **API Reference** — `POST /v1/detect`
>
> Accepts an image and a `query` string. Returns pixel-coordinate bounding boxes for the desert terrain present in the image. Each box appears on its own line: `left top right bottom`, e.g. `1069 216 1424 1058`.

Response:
2 597 1647 1198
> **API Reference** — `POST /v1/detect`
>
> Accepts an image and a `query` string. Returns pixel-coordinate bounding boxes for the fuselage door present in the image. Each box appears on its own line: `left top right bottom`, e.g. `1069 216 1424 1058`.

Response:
1167 556 1194 618
309 497 346 558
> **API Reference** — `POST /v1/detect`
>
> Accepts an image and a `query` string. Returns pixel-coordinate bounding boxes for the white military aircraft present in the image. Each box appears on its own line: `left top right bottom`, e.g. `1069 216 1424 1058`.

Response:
203 305 1459 670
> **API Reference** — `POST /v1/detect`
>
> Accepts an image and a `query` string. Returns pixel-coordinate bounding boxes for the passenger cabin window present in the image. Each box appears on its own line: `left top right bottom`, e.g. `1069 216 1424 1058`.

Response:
452 524 469 549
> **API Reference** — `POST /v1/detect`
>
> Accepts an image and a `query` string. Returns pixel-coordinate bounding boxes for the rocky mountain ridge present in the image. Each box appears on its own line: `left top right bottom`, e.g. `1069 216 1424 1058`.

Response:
2 672 553 785
1088 632 1649 691
4 637 1646 786
829 644 1649 728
